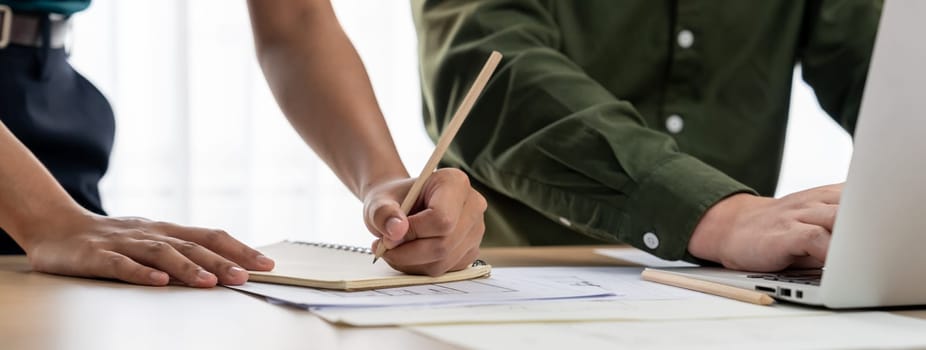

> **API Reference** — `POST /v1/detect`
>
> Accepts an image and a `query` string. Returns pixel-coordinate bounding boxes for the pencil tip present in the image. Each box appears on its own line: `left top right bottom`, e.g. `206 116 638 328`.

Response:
372 257 379 264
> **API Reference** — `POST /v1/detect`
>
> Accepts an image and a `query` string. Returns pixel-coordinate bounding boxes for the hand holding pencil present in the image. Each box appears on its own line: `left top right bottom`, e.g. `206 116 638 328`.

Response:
363 51 503 276
363 169 487 276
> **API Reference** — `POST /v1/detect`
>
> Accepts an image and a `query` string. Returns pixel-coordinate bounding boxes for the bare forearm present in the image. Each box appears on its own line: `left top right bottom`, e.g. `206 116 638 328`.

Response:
247 0 408 198
0 122 89 250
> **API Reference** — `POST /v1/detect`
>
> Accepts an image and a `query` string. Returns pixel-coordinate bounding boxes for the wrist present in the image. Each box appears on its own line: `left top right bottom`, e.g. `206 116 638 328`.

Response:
9 204 96 253
358 170 409 200
688 193 755 263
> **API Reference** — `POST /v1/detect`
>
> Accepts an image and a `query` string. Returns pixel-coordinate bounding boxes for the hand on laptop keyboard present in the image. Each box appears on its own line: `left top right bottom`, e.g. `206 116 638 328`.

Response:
688 183 842 272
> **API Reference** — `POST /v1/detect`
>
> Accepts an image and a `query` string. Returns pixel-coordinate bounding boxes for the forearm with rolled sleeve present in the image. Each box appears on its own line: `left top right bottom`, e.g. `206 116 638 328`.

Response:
413 0 753 261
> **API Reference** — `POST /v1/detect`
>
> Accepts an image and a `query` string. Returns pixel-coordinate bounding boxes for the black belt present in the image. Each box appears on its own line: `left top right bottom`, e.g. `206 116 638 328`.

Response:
0 5 70 49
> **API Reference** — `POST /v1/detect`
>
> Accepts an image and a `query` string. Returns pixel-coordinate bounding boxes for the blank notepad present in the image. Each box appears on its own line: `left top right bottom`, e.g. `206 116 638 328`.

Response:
247 241 492 291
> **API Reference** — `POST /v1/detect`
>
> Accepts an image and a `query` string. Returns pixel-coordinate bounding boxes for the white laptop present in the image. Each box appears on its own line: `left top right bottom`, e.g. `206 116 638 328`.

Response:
661 0 926 308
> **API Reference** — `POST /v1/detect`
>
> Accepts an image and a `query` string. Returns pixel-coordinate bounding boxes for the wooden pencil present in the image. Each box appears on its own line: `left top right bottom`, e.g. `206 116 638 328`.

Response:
642 268 776 306
373 50 503 263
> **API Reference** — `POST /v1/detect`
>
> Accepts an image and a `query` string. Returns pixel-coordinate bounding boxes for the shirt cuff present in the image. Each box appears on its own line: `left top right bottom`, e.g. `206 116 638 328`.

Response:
617 155 756 262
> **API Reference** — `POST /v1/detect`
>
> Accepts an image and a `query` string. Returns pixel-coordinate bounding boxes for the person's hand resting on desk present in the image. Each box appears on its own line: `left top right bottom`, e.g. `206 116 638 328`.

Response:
20 215 275 288
364 169 487 276
688 184 842 272
0 122 274 288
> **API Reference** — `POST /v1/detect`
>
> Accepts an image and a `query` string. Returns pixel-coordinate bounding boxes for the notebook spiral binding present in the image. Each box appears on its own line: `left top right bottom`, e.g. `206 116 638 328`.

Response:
288 240 487 267
289 241 373 255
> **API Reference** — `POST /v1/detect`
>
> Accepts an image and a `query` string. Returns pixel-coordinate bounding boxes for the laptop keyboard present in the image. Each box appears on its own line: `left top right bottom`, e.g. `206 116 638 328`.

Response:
746 269 823 286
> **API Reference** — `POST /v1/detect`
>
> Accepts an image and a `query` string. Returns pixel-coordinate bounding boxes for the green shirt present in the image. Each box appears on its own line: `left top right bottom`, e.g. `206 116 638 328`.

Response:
412 0 881 261
2 0 90 15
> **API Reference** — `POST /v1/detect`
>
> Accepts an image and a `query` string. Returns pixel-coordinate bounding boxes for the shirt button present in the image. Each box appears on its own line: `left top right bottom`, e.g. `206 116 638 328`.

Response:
665 114 684 134
677 29 694 49
558 217 572 227
643 232 660 250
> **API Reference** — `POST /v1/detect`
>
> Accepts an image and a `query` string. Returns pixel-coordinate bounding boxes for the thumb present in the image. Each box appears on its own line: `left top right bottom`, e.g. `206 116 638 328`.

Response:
368 199 409 241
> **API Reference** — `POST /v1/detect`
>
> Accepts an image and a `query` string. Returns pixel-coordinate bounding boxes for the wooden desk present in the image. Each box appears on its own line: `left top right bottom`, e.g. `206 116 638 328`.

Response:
3 246 925 349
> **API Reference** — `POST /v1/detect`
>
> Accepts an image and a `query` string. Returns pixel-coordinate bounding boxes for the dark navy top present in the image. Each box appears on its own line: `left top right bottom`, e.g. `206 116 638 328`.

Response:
0 43 114 253
1 0 91 15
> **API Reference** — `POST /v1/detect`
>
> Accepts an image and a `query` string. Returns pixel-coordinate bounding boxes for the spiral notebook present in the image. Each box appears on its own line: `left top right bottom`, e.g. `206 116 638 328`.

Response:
247 241 492 291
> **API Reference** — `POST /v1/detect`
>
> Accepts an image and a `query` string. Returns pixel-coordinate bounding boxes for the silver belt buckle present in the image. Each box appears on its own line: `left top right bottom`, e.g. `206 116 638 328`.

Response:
0 5 12 49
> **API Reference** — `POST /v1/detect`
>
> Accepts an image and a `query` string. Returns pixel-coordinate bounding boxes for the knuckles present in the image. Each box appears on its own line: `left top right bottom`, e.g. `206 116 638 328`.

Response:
99 230 121 240
120 217 149 228
471 191 488 212
175 241 201 254
80 240 107 256
431 212 456 233
434 168 471 188
106 253 129 268
427 242 450 261
180 261 200 273
144 240 171 254
204 229 231 243
122 228 148 239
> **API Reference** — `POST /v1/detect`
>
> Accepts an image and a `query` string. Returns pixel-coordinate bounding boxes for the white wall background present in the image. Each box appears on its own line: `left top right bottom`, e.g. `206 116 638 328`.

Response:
67 0 853 248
